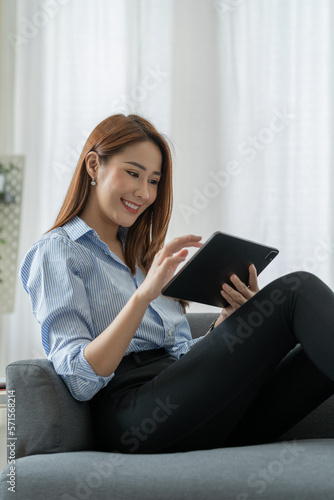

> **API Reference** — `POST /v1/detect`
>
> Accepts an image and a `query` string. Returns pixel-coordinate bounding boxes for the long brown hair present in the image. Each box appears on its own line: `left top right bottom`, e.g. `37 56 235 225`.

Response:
50 114 188 310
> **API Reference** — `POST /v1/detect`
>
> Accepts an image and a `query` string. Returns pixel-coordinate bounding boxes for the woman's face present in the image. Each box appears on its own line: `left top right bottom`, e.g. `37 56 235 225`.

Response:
88 141 162 230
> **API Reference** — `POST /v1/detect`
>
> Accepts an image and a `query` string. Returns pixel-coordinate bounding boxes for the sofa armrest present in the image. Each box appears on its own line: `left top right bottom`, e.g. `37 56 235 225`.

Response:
6 359 94 459
186 312 218 338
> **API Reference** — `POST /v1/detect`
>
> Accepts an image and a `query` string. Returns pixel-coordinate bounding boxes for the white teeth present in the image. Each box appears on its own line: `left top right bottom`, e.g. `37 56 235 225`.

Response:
122 199 139 210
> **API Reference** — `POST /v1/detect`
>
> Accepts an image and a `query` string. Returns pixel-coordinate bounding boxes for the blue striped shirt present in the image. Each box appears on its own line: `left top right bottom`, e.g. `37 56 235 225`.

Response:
19 216 203 401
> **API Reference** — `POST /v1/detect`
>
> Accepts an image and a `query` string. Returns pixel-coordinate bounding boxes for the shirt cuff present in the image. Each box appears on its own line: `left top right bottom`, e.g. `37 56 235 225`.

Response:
57 345 115 401
168 336 204 358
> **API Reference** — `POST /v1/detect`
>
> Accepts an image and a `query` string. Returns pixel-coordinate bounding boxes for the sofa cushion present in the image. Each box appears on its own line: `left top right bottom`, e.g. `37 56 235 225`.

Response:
1 440 334 499
6 360 94 459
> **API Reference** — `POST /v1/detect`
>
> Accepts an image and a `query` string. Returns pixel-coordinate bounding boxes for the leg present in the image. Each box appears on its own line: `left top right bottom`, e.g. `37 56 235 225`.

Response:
202 345 334 448
91 272 334 453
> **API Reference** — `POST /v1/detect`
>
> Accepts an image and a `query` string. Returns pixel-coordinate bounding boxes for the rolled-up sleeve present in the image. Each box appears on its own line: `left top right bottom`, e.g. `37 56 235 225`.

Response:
164 314 204 358
19 237 114 401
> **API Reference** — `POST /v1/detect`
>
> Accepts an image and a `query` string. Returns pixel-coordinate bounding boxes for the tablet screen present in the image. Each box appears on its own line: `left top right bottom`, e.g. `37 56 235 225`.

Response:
162 232 279 308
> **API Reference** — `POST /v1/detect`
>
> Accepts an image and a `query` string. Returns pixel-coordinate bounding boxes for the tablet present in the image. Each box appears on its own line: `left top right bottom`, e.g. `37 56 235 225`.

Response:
162 232 279 308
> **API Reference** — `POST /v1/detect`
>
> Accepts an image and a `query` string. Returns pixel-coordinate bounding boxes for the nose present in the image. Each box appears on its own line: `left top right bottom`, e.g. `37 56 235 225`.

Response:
134 181 150 201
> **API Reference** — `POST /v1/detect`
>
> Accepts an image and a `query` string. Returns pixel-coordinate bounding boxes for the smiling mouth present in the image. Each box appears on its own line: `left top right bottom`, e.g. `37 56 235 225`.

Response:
121 198 141 213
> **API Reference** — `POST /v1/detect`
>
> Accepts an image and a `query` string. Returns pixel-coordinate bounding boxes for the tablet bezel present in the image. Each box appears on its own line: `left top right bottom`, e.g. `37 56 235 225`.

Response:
161 231 279 308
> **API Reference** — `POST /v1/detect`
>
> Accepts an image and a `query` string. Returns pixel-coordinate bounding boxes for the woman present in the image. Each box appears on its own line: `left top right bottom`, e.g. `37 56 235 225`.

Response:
20 114 334 454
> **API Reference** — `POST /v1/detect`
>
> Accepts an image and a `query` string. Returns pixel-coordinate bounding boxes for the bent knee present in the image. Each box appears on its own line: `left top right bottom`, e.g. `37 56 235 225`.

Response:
279 271 323 291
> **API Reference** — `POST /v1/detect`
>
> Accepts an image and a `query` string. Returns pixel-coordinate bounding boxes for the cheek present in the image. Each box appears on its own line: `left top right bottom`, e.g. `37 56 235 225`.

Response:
116 173 137 193
104 173 129 196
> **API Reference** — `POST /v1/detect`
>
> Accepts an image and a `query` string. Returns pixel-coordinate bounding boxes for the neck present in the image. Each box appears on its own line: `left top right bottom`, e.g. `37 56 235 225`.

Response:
79 208 119 247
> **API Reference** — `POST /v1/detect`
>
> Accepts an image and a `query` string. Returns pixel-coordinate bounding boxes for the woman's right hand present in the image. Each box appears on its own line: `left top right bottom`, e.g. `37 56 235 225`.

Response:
139 235 203 303
85 235 201 378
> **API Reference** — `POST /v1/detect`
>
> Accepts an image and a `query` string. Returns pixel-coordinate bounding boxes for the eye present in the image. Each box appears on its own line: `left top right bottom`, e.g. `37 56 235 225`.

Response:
149 179 159 185
127 171 139 178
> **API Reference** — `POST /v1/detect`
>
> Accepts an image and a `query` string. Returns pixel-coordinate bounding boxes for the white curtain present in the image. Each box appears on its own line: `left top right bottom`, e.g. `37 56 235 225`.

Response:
1 0 334 376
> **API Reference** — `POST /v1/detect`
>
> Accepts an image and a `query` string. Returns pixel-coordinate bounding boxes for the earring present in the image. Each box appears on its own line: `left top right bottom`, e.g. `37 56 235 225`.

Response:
91 177 96 186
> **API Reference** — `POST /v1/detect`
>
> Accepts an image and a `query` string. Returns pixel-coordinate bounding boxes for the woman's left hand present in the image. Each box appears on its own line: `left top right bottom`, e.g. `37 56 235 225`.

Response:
213 264 260 328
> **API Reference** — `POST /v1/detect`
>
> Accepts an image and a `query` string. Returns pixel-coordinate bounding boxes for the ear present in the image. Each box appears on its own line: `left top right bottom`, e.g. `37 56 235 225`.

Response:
85 152 100 178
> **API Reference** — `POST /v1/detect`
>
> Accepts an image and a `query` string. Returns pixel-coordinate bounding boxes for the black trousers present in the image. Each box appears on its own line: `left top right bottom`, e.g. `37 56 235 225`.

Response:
91 272 334 454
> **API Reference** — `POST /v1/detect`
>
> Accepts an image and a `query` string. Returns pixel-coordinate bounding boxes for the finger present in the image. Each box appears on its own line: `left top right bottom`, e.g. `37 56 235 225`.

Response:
175 248 189 259
221 283 248 304
229 274 253 298
162 251 190 268
164 235 202 255
248 264 260 292
161 257 189 278
221 288 245 308
154 246 188 266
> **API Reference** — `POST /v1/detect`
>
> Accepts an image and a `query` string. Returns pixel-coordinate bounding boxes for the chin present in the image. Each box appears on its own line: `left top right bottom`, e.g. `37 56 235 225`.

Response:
118 216 140 228
117 208 146 228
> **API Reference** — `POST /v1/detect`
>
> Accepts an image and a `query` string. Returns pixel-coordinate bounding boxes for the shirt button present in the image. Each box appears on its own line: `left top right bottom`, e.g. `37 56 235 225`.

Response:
168 330 173 336
104 251 108 255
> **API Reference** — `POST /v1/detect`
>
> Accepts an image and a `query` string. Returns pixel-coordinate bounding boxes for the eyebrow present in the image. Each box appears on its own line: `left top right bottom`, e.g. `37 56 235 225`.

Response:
124 161 162 177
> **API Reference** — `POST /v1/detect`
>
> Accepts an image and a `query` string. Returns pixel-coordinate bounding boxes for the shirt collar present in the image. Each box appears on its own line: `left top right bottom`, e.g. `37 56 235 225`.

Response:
62 216 128 244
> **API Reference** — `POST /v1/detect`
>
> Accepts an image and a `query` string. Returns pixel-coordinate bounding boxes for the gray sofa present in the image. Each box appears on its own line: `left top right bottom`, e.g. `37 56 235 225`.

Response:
1 312 334 500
